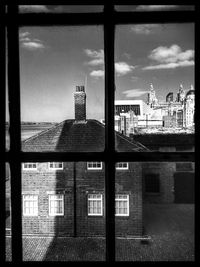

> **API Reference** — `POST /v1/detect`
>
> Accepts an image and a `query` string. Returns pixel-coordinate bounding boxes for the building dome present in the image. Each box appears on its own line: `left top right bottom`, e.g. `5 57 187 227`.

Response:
186 90 195 98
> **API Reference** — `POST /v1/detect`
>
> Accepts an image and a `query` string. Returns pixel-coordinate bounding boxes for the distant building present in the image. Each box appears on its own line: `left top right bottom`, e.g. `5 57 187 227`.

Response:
147 83 158 107
184 87 195 127
114 83 194 134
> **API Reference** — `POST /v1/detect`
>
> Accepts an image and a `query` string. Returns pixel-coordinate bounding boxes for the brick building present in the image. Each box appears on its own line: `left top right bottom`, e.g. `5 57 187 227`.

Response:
133 134 195 204
20 86 148 237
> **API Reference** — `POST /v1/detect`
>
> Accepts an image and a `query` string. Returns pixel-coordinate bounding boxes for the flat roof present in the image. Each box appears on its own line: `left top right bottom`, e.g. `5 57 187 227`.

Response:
115 100 144 105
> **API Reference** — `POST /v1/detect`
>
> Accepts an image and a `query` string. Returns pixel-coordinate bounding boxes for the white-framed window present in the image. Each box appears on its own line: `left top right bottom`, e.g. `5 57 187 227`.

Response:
87 162 102 170
88 194 103 216
23 195 38 216
49 162 63 170
116 162 129 170
22 162 37 171
115 194 129 216
49 194 64 216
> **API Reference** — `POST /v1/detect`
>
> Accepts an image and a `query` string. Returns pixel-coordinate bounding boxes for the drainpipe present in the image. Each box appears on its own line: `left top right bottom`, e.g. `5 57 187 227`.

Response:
73 162 77 237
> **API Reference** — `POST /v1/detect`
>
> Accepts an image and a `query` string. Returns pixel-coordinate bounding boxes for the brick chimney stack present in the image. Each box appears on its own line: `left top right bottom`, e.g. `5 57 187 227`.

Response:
74 86 86 121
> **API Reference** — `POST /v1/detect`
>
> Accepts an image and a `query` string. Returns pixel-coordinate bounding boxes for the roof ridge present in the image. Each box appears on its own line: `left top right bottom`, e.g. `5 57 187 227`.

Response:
116 131 149 151
22 120 67 144
90 119 149 151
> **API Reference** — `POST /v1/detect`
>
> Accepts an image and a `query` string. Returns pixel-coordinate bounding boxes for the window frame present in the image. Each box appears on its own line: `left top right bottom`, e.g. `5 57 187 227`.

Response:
116 162 128 170
48 162 63 170
48 194 64 216
87 162 103 170
115 194 129 217
4 3 195 263
22 194 38 217
22 162 38 171
144 173 160 194
88 193 103 216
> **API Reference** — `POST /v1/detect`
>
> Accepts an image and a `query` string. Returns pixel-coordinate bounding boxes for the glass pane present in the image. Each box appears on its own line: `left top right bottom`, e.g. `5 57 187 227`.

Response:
115 161 194 261
20 26 104 152
115 24 194 151
19 5 103 13
115 5 195 12
6 163 12 261
21 162 105 261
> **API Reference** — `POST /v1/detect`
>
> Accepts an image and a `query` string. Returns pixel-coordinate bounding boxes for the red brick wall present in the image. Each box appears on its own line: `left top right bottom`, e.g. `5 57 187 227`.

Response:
142 163 175 204
22 162 143 237
22 162 74 236
115 163 143 237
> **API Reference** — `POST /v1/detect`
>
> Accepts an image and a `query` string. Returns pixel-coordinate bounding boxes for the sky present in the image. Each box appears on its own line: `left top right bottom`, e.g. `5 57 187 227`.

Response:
6 5 195 122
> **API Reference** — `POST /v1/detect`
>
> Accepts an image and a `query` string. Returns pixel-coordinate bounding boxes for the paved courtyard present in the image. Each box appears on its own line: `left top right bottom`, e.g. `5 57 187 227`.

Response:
6 204 194 261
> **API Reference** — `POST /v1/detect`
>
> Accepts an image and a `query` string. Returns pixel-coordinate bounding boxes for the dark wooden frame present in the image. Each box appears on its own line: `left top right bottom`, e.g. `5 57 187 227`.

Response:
1 3 195 263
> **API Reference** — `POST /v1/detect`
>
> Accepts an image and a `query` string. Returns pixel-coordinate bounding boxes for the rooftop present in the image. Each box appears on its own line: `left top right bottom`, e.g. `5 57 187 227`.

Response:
22 119 149 152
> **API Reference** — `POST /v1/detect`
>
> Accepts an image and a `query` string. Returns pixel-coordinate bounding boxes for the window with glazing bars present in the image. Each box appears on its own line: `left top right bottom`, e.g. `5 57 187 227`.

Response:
3 3 195 263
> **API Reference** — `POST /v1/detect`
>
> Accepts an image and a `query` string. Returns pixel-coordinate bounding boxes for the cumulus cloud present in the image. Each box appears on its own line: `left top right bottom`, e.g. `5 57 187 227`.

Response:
90 70 104 78
131 24 161 34
136 5 179 11
19 31 47 51
84 49 104 66
123 89 148 98
143 44 194 70
115 62 135 76
19 5 50 13
85 49 135 78
21 42 45 50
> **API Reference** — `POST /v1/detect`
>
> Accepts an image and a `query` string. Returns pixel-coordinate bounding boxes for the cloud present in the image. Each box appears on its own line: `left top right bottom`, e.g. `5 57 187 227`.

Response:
21 42 45 50
115 62 135 76
136 5 179 11
19 5 50 13
19 32 30 38
123 52 131 59
143 45 194 70
131 24 161 34
143 60 194 70
84 49 104 66
19 31 47 51
90 70 104 78
85 50 135 77
122 89 148 98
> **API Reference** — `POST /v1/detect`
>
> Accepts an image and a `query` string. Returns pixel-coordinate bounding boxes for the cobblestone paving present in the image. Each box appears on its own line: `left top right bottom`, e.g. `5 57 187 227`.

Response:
6 204 194 261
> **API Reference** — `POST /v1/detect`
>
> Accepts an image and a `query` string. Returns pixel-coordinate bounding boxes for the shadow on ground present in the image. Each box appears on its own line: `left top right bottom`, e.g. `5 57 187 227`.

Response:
6 204 194 261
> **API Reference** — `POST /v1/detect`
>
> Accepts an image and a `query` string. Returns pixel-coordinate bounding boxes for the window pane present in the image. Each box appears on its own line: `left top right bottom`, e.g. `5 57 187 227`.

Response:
115 24 194 152
21 162 105 261
115 162 194 261
5 163 12 261
19 5 103 13
20 26 104 152
115 5 195 12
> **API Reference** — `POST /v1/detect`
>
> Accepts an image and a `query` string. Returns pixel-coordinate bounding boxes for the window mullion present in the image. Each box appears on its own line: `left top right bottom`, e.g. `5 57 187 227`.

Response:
104 3 115 263
7 5 22 263
0 4 6 262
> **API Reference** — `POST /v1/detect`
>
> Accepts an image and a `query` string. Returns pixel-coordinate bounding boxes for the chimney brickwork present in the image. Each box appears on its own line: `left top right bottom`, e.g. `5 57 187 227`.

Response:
74 86 86 121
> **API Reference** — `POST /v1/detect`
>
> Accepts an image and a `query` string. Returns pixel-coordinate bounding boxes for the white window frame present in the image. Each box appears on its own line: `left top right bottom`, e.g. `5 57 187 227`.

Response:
116 162 129 170
87 162 103 170
115 194 129 217
23 195 38 216
88 194 103 216
22 162 37 171
48 194 64 216
48 162 63 170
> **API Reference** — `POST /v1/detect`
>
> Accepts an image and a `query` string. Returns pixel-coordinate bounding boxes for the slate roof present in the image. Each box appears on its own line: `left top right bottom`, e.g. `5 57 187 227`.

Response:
22 119 149 152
